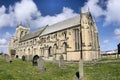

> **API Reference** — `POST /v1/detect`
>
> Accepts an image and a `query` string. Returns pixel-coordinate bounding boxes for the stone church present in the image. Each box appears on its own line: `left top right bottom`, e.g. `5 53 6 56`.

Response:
8 9 100 61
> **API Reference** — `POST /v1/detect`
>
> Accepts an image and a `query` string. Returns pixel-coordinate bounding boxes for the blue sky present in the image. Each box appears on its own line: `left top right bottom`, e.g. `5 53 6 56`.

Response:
0 0 120 53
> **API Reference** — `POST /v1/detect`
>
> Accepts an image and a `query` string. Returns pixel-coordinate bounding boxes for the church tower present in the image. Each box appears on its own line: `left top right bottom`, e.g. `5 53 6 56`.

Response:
15 23 30 41
80 8 100 60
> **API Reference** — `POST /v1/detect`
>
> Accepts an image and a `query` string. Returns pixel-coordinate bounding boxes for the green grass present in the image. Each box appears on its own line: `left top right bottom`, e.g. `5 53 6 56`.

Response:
0 56 120 80
84 62 120 80
99 57 120 61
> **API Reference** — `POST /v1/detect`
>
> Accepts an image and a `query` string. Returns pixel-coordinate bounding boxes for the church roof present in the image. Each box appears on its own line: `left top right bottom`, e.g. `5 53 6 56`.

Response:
20 26 46 42
40 15 80 36
20 15 80 42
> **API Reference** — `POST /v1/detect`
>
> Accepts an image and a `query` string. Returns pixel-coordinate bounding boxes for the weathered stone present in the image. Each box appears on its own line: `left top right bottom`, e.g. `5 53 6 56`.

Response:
8 11 100 62
32 55 39 66
79 60 84 80
29 55 33 61
22 55 26 61
16 55 19 58
4 54 10 62
52 57 57 64
37 57 45 72
59 54 64 68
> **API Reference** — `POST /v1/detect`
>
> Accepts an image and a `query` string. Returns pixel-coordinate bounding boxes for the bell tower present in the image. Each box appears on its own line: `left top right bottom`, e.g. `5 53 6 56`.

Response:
80 8 100 60
15 23 30 41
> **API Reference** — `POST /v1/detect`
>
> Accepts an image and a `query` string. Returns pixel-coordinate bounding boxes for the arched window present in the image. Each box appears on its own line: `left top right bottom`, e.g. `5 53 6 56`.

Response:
28 49 30 55
74 29 80 50
20 31 24 38
48 46 52 56
40 48 44 57
47 36 50 42
63 42 67 53
53 44 57 55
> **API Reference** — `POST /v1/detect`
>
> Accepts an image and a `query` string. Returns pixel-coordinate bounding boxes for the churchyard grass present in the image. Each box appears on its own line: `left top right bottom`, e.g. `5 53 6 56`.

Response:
0 56 120 80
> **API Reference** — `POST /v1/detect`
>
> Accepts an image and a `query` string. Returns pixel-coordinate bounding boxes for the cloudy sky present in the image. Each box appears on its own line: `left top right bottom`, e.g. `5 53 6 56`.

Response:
0 0 120 53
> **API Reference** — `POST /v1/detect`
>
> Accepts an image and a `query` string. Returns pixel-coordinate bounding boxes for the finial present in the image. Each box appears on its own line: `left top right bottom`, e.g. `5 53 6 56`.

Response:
81 7 84 13
88 7 92 16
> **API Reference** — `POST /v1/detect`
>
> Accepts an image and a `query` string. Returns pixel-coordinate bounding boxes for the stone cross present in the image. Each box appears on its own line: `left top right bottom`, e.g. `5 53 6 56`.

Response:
37 57 45 72
59 54 64 68
79 59 84 80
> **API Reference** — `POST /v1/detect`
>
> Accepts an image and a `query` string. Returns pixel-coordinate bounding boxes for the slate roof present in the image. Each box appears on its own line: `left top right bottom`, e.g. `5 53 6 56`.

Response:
20 15 80 42
20 26 46 42
40 15 80 36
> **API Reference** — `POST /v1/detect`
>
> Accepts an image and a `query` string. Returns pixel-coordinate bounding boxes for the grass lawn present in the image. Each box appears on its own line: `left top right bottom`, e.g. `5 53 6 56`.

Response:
0 56 120 80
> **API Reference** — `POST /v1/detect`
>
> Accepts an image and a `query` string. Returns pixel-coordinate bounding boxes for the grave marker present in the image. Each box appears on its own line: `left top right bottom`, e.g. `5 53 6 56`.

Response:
37 57 45 72
59 54 64 68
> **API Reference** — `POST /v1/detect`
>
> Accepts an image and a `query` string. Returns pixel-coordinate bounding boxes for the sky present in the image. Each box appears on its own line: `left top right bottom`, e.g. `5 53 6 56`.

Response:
0 0 120 53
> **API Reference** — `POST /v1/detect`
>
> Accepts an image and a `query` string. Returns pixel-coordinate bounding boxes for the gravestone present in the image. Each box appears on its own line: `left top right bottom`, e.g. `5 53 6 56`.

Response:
22 55 26 61
4 54 10 62
32 55 39 66
37 57 45 72
59 54 64 68
52 57 57 64
29 55 33 61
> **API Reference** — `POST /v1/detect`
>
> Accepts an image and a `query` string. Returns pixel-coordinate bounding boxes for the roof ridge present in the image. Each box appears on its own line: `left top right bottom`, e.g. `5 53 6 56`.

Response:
49 15 80 27
40 15 80 36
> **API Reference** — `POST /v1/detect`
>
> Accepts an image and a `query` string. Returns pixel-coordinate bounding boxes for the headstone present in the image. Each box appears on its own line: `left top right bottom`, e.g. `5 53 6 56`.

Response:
29 55 33 61
22 55 26 61
32 55 39 66
4 54 10 62
59 54 64 68
37 57 45 72
52 57 57 64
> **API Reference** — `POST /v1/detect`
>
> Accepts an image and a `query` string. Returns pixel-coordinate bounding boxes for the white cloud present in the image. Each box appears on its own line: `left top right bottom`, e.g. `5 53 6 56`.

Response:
104 0 120 26
31 7 78 28
0 38 7 45
0 6 13 27
0 32 13 54
0 0 78 29
114 28 120 39
0 0 120 28
82 0 120 26
103 40 109 44
82 0 105 18
114 28 120 35
14 0 40 22
0 0 40 28
4 32 13 39
0 5 6 15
